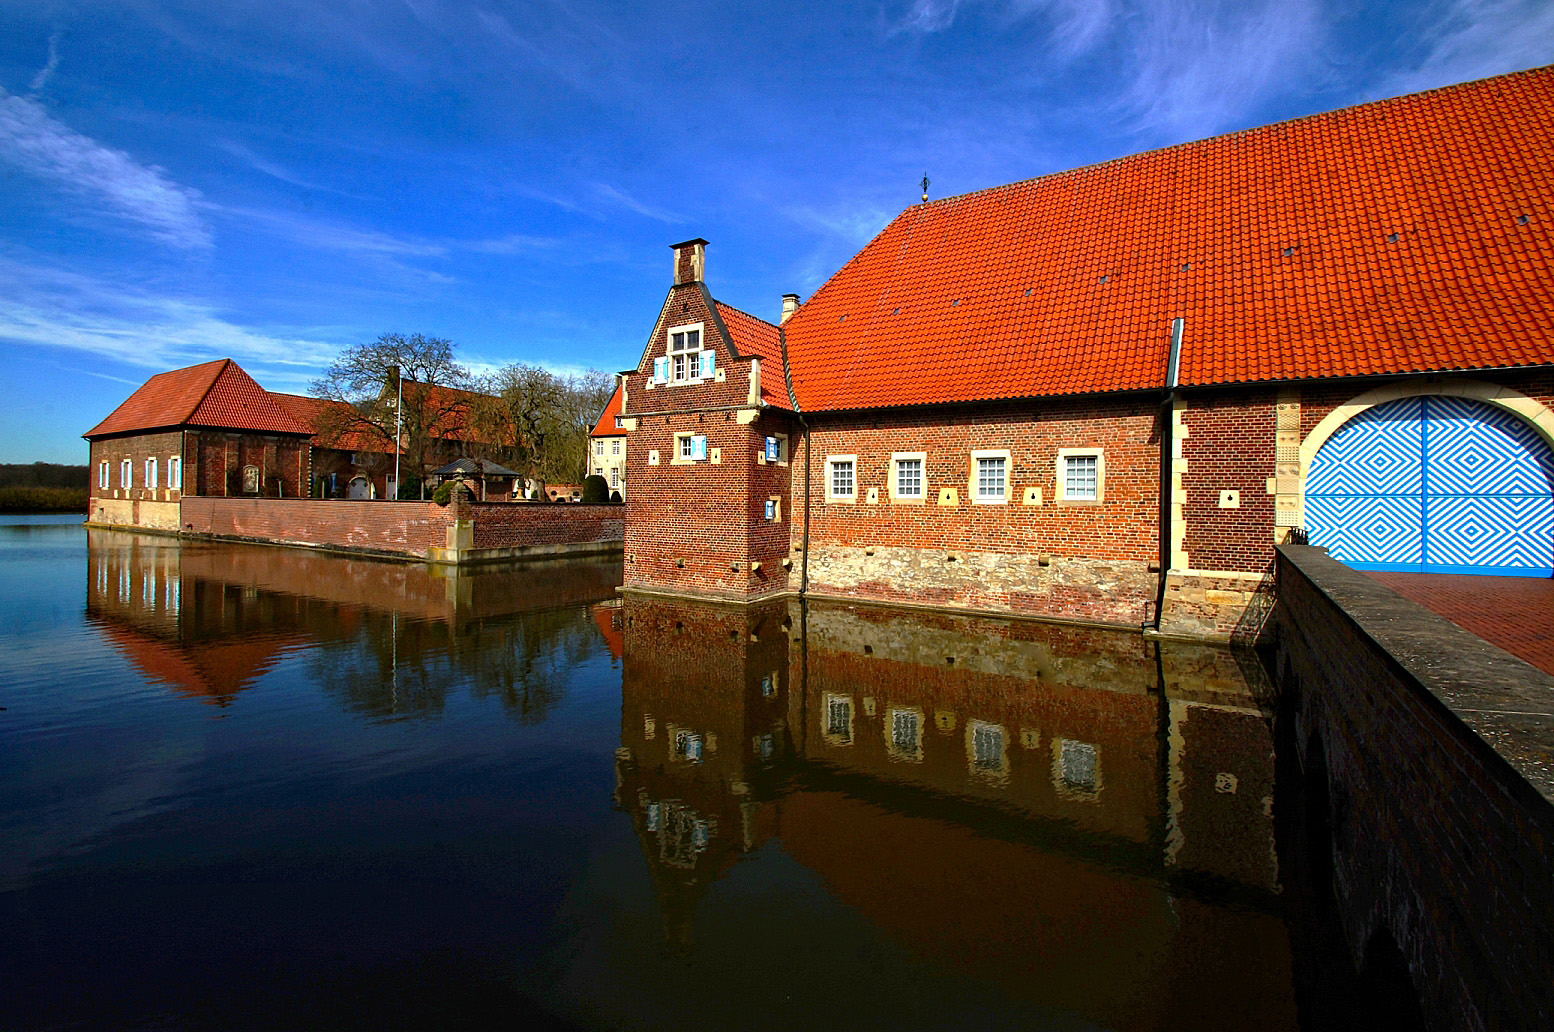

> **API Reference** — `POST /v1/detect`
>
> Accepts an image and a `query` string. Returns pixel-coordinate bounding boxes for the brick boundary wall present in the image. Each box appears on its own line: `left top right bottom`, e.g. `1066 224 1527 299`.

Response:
180 497 455 558
466 502 624 550
1273 544 1554 1031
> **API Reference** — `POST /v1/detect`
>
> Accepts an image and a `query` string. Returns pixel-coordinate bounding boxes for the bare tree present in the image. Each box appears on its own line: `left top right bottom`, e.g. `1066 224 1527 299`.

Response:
469 365 616 494
311 333 475 498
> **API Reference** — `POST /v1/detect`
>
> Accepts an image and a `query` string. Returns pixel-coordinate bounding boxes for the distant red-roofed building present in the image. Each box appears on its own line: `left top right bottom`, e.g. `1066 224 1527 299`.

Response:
619 69 1554 639
588 385 628 499
84 359 314 530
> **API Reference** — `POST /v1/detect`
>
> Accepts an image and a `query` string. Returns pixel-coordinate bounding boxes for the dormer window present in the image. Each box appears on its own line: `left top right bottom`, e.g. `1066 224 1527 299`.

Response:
652 322 714 384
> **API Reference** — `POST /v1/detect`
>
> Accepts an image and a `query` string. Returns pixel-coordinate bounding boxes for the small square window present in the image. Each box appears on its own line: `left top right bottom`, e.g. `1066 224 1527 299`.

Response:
675 434 708 462
826 456 856 501
1063 454 1098 500
892 453 925 500
971 450 1009 503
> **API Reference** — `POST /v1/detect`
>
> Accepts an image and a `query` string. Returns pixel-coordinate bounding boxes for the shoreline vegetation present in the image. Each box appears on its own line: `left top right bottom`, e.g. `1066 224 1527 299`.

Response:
0 464 89 513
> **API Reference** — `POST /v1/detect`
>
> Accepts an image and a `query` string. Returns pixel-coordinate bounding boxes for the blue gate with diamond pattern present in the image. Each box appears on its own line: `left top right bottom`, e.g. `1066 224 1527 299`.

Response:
1306 396 1554 576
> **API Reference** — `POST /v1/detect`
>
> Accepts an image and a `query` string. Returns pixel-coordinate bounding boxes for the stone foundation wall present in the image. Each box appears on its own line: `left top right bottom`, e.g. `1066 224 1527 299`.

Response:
802 545 1155 626
88 497 182 533
1157 569 1272 641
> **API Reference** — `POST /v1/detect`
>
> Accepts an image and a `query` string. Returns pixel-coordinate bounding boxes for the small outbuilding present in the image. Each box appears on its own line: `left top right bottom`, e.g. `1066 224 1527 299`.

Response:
429 457 522 501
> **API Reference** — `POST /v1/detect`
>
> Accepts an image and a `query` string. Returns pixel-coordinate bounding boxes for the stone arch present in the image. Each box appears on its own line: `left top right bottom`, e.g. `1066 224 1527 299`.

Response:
1299 379 1554 481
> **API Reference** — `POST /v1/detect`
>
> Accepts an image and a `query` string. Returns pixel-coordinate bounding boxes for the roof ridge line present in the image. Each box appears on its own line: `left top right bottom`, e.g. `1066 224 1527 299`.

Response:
918 64 1553 211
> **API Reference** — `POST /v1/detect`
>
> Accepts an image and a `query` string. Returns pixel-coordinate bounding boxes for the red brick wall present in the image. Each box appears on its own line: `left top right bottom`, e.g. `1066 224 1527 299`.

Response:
1181 389 1277 572
186 431 308 498
620 276 790 599
467 502 624 549
181 497 455 556
794 396 1160 559
89 432 184 502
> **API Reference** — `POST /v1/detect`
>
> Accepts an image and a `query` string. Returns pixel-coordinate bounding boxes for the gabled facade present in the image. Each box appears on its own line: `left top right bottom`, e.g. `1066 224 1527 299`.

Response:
620 239 797 598
588 384 629 499
620 68 1554 638
85 359 314 530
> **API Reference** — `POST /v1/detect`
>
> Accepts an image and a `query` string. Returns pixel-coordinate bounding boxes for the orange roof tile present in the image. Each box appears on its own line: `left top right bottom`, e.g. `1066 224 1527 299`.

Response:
783 67 1554 411
85 359 312 438
590 384 625 437
713 301 789 407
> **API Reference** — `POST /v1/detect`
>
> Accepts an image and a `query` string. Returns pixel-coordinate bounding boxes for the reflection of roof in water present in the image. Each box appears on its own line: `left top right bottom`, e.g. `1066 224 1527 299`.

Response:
592 603 624 661
92 619 301 705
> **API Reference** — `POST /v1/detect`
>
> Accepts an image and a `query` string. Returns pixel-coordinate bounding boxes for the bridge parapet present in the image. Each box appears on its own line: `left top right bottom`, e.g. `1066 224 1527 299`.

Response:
1274 544 1554 1031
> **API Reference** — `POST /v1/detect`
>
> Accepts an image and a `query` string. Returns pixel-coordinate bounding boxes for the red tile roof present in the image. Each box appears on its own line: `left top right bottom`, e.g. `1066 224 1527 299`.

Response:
590 385 624 437
269 392 392 453
713 302 790 407
85 359 312 438
783 67 1554 412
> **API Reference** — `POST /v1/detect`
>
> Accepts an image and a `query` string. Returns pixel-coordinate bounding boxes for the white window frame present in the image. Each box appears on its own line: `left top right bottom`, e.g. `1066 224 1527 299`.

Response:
595 439 604 456
761 434 789 466
966 720 1010 780
825 455 857 503
823 693 854 746
99 461 109 490
664 322 709 385
672 433 708 464
887 706 924 762
610 467 620 489
120 459 133 490
970 449 1009 504
168 456 180 492
145 457 158 490
1056 448 1105 504
890 451 926 502
611 439 621 456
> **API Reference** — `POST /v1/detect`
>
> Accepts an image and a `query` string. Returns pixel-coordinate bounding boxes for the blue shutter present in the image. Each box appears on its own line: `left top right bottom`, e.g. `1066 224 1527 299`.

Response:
691 435 707 460
701 350 716 379
653 357 668 383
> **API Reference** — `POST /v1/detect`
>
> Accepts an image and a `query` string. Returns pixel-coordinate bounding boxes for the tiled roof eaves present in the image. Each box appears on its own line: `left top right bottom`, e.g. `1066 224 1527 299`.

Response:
698 282 740 360
1179 360 1554 393
800 383 1170 417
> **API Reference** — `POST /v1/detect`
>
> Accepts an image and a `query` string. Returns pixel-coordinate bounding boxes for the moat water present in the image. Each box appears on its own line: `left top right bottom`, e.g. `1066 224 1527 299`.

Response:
1 516 1347 1030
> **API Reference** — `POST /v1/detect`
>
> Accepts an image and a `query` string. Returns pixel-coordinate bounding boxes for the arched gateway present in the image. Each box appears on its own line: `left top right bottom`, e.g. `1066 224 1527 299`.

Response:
1305 396 1554 575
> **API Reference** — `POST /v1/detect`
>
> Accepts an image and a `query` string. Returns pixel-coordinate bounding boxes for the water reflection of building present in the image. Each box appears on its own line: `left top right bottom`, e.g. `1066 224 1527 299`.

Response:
86 529 624 714
616 595 1294 1029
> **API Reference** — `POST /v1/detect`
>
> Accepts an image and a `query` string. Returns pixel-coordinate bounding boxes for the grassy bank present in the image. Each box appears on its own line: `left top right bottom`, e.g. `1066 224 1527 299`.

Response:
0 487 89 513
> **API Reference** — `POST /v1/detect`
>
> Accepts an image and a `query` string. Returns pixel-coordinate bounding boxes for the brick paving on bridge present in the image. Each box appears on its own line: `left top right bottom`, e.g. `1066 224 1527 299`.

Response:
1365 572 1554 677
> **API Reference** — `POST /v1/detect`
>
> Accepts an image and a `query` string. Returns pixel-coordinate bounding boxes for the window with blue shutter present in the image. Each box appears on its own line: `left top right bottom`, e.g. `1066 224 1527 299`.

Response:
691 435 707 460
700 350 715 378
653 356 669 383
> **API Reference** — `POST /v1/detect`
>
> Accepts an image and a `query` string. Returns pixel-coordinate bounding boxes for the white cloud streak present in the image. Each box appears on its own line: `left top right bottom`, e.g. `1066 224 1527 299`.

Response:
29 33 62 94
0 89 212 250
1383 0 1554 96
0 256 338 380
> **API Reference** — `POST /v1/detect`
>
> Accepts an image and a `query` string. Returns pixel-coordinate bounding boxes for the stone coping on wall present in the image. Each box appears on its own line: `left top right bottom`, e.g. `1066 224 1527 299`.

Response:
1277 544 1554 805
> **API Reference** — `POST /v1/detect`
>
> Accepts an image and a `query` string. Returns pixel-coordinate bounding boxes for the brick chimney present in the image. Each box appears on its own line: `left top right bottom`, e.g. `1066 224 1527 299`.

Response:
671 238 708 285
780 293 800 324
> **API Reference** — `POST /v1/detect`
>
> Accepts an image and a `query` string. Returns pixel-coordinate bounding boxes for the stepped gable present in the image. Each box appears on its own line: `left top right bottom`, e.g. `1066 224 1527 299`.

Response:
781 66 1554 413
86 359 312 438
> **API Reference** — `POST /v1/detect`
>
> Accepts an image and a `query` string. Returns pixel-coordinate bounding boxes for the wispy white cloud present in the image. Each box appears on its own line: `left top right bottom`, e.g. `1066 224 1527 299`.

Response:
1116 0 1327 139
1382 0 1554 96
0 256 338 381
29 32 62 94
0 88 212 250
217 139 349 195
783 201 897 290
591 183 686 224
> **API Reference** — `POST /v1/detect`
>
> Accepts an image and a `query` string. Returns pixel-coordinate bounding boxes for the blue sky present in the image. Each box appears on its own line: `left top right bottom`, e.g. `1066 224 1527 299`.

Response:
1 0 1550 462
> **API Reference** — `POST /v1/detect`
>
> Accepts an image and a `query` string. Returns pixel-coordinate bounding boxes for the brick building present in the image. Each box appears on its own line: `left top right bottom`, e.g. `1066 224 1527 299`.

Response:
588 385 629 499
618 68 1554 639
85 359 313 531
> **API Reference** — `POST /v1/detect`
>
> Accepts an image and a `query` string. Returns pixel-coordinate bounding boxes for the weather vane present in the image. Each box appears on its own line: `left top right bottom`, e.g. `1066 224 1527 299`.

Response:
921 172 931 203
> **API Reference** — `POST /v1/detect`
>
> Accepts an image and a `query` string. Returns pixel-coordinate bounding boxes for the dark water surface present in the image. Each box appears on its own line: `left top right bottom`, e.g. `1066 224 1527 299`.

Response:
2 519 1321 1030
